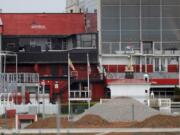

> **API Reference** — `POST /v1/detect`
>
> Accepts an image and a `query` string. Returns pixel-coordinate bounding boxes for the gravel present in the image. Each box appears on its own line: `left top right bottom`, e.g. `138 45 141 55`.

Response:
74 97 162 122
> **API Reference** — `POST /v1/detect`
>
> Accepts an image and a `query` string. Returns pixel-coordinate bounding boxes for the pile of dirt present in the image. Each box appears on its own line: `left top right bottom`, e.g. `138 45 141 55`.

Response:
134 115 180 128
74 115 109 126
27 114 133 129
27 117 69 129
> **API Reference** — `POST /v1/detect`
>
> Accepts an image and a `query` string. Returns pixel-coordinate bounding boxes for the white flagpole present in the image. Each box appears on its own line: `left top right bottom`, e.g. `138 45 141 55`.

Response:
87 53 90 108
178 56 180 88
68 53 71 120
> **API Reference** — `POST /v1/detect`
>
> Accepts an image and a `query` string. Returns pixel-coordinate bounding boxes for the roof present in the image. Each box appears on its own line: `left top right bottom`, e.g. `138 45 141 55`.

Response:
107 79 150 85
0 13 85 36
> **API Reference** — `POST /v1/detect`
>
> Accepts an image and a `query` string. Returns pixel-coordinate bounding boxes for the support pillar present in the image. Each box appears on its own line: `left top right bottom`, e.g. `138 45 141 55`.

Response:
0 34 2 73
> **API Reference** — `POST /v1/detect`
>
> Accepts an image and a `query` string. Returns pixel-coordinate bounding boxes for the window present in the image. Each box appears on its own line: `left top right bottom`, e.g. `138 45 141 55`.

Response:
76 34 97 48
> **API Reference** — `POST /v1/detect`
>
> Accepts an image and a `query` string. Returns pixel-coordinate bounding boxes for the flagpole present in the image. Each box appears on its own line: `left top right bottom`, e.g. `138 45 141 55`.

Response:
68 52 71 120
87 53 90 108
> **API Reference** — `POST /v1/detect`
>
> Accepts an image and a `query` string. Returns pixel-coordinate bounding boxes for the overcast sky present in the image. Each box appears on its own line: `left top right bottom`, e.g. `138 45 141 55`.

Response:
0 0 66 13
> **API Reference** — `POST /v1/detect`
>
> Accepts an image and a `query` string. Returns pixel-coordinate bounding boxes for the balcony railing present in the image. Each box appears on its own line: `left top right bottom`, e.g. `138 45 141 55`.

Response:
70 90 91 99
0 73 39 93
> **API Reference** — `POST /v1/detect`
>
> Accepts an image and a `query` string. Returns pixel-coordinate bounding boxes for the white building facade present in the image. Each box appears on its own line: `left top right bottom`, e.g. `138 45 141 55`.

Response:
98 0 180 100
66 0 97 13
66 0 80 13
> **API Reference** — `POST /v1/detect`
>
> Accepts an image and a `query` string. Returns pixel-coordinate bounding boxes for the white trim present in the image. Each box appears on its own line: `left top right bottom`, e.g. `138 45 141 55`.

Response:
151 85 176 88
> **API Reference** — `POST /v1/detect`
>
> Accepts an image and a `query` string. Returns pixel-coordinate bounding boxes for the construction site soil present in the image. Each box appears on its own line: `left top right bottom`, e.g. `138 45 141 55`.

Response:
1 114 180 135
26 114 180 129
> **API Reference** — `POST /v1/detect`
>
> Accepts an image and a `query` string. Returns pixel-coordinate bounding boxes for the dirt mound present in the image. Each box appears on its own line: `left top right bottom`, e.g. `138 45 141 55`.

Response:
27 117 69 129
27 114 132 129
75 114 109 126
134 115 180 128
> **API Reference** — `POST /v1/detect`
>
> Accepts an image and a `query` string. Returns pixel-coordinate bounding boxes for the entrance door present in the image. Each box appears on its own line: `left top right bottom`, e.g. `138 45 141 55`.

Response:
154 57 167 72
154 58 160 72
143 41 153 54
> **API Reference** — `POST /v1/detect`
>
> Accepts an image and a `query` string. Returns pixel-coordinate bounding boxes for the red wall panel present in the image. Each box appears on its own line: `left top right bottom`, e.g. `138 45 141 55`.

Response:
150 79 178 85
39 64 51 76
168 65 178 72
118 65 125 72
133 65 140 72
147 64 153 73
92 83 105 101
108 65 117 72
0 13 85 35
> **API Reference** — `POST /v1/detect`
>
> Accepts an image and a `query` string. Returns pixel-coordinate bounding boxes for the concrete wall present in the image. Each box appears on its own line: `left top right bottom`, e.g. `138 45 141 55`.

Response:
108 84 150 103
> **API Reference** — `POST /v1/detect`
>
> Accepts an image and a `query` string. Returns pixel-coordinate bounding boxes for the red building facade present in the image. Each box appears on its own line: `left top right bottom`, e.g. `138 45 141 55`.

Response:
0 13 105 103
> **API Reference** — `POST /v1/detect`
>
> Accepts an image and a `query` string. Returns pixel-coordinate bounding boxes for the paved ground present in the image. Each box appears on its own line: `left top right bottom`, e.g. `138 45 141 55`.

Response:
1 128 180 134
74 97 162 122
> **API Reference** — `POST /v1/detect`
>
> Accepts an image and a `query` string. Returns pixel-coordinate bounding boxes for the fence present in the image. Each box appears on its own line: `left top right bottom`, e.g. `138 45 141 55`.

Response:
0 104 58 115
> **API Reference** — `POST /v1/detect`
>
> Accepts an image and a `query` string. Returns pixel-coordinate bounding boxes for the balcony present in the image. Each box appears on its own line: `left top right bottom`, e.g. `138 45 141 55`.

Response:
6 50 98 64
154 50 180 55
69 89 91 101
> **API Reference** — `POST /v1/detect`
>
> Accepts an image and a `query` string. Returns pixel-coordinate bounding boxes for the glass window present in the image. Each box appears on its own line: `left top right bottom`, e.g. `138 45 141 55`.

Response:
121 0 140 5
162 6 180 17
162 0 180 5
121 43 140 51
102 42 111 54
154 42 161 50
112 43 120 54
102 18 120 30
162 43 180 50
142 30 160 41
102 6 120 17
121 6 140 18
121 18 140 30
142 0 160 5
162 30 180 41
102 30 120 42
147 57 153 64
121 30 140 42
102 0 120 5
162 18 180 30
142 18 160 30
142 6 160 17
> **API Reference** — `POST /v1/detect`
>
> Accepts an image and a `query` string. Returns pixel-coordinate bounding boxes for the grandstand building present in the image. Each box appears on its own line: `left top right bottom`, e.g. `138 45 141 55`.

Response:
0 13 105 103
99 0 180 100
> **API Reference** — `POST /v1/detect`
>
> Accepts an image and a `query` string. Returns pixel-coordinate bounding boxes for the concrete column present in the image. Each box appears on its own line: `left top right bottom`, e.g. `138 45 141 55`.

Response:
140 56 142 72
145 56 147 73
0 34 2 73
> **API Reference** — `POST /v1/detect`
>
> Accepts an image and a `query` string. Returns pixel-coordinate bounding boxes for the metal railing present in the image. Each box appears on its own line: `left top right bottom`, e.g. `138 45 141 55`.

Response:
107 72 178 79
70 90 91 99
0 73 39 93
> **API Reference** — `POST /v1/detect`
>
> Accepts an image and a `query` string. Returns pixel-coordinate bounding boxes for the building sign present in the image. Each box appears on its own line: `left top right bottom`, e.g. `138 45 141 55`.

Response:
31 24 46 30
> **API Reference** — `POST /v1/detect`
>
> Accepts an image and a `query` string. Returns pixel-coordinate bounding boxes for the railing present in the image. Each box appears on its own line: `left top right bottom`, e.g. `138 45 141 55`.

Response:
0 73 39 83
0 73 39 93
102 42 180 56
154 50 180 55
107 72 178 79
17 73 39 83
70 90 91 99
